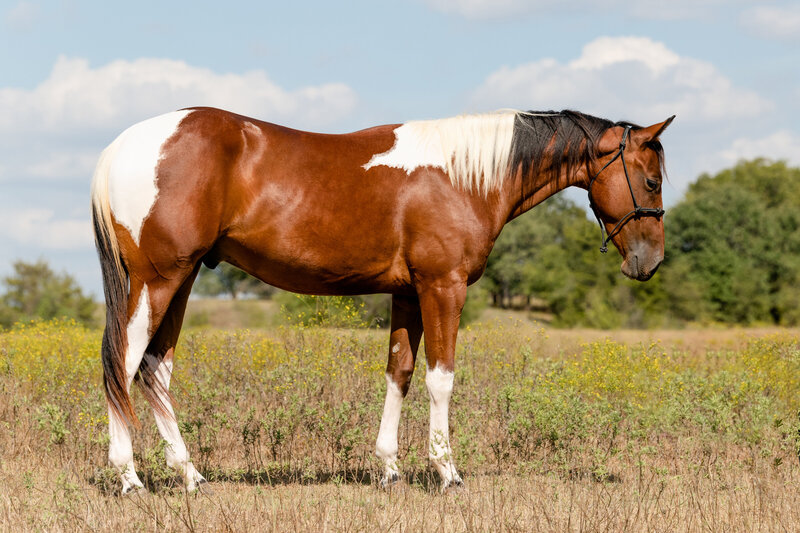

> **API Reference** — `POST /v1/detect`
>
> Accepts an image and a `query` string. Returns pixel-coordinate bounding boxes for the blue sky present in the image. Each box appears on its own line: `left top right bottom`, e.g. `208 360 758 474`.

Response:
1 0 799 296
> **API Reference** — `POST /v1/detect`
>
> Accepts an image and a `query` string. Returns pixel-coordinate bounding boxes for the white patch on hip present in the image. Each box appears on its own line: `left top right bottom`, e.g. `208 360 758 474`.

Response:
107 110 193 245
362 122 447 174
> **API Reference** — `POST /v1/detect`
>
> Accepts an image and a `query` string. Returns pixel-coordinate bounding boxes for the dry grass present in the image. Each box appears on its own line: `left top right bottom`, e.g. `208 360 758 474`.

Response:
4 467 800 532
1 318 800 532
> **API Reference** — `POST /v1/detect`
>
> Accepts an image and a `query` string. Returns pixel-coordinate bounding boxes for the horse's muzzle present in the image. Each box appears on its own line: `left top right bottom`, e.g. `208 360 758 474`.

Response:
621 247 663 281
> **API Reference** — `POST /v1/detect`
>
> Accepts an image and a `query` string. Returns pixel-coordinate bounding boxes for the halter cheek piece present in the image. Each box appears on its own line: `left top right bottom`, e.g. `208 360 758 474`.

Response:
587 125 665 253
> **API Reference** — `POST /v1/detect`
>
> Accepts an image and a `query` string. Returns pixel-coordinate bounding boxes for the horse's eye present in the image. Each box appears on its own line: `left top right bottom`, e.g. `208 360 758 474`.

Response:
645 178 659 191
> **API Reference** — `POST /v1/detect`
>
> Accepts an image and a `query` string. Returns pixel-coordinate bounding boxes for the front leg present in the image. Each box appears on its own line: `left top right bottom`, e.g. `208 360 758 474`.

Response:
417 276 466 492
376 295 422 488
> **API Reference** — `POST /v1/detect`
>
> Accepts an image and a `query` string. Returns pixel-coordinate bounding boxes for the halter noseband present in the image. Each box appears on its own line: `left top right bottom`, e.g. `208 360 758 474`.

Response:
587 125 665 253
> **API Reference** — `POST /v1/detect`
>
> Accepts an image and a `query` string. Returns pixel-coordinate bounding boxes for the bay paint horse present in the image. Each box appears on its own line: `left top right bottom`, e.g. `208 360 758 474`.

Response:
91 107 674 494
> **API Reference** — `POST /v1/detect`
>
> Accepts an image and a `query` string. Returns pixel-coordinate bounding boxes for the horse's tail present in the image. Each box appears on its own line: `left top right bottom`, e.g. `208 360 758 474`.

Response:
91 139 138 426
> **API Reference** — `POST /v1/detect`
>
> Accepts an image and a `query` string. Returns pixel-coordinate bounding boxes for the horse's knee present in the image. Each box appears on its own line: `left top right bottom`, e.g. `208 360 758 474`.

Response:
387 344 416 396
389 367 414 396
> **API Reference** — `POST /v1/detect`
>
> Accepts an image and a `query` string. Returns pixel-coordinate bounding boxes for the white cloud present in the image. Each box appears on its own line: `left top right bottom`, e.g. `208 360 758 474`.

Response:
471 36 771 124
0 56 358 135
568 37 679 74
741 5 800 42
3 1 40 31
1 208 93 250
717 130 800 167
0 56 360 185
424 0 735 20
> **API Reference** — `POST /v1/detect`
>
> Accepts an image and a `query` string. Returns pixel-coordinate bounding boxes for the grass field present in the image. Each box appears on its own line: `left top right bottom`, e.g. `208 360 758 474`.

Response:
1 313 800 532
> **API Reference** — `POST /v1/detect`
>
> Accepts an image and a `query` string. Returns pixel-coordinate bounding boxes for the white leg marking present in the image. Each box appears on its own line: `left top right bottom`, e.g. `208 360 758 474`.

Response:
108 285 151 494
108 413 141 494
107 110 193 245
146 353 206 491
426 365 462 489
375 374 404 485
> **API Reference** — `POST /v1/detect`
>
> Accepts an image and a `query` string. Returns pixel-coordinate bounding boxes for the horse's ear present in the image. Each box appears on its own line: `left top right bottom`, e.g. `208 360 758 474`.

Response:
632 115 675 145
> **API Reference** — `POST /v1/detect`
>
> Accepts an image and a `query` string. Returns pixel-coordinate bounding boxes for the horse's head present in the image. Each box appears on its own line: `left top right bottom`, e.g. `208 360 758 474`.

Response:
587 116 675 281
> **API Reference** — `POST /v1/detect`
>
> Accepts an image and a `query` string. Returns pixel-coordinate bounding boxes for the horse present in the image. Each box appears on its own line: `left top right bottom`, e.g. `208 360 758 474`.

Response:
91 107 673 495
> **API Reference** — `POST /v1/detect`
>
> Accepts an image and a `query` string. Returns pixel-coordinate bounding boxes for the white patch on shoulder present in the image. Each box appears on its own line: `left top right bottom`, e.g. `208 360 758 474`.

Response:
363 122 446 174
107 110 193 244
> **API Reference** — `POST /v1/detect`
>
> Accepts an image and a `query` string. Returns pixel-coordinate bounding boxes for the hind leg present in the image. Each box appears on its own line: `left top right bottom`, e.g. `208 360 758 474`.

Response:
108 270 199 494
142 267 207 491
107 278 150 494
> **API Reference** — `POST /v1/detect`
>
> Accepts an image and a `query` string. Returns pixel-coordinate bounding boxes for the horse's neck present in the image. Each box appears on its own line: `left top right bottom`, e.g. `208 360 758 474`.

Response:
504 166 588 221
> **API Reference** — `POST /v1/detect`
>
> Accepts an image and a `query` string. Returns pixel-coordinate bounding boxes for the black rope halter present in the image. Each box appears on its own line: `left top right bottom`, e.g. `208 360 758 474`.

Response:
587 125 665 253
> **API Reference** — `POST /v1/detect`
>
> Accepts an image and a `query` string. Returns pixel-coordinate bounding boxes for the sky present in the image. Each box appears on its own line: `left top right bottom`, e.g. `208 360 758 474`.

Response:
1 0 799 297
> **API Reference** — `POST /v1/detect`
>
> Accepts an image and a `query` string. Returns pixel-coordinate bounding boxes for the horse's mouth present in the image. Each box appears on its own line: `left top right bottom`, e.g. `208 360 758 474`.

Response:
621 253 662 281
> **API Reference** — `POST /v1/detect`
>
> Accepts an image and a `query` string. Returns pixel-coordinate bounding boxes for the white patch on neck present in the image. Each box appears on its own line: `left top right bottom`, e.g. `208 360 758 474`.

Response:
107 110 192 245
363 112 517 195
363 122 447 174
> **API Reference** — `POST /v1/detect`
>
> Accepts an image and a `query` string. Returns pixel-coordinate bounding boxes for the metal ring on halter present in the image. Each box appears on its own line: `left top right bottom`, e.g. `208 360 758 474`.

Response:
587 125 665 253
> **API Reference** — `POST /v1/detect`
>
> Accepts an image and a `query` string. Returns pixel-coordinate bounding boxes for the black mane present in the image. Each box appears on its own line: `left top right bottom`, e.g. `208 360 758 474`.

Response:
510 110 661 188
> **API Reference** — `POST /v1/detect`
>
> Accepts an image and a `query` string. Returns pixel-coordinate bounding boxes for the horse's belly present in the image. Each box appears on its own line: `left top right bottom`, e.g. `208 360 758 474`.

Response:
215 236 412 296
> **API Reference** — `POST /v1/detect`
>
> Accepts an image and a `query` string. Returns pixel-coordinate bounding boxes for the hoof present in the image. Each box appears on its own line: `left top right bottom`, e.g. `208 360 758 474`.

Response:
191 479 214 496
121 485 147 497
379 472 402 491
442 478 465 495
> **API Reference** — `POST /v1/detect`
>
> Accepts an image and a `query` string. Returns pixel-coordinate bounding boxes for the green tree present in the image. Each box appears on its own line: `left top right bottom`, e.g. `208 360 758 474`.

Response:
663 159 800 325
0 260 96 328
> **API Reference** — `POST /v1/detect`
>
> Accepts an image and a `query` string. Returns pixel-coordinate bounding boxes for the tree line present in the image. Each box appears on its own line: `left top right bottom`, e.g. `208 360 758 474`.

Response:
1 159 798 329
